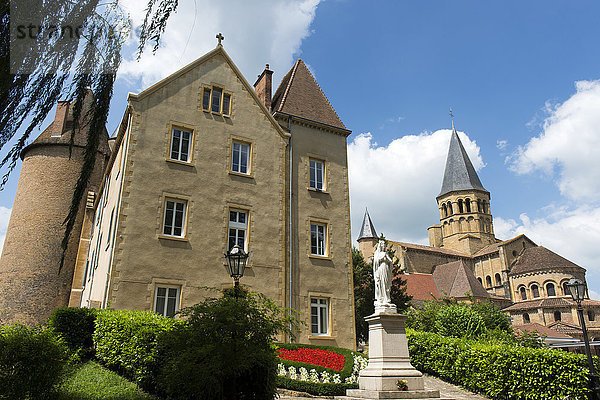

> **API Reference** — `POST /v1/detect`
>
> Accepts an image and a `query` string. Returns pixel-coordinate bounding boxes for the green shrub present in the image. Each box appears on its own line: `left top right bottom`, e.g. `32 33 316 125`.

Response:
275 342 365 381
156 291 297 400
48 307 97 360
408 329 592 399
469 299 511 332
276 376 357 396
0 324 69 399
93 309 178 392
434 304 485 338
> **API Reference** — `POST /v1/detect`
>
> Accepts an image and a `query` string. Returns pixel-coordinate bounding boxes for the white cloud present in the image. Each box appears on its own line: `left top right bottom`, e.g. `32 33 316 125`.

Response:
496 139 507 150
494 205 600 292
509 80 600 201
0 206 11 256
348 129 483 245
118 0 321 89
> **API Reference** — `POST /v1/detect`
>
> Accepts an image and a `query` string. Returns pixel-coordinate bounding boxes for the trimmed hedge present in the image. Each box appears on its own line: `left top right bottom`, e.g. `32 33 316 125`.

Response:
407 329 593 400
275 342 365 380
0 324 69 400
47 307 97 360
276 376 357 396
93 309 179 392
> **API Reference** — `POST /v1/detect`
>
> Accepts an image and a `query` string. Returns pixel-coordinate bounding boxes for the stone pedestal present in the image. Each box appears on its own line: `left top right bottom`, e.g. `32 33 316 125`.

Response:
344 312 443 400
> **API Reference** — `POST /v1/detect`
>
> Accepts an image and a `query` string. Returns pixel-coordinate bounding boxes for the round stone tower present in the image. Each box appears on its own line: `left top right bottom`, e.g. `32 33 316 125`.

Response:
0 95 110 325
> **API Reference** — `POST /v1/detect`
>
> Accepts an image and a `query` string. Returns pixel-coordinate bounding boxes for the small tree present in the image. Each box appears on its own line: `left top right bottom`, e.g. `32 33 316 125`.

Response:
352 238 411 345
156 290 299 400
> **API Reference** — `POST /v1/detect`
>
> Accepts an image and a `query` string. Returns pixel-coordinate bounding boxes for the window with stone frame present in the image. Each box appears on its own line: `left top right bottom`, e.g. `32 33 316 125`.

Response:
228 209 248 251
169 128 192 163
202 85 232 116
310 222 327 256
546 282 556 297
154 285 180 317
531 284 540 298
310 297 329 335
231 141 250 175
163 199 187 237
309 158 325 191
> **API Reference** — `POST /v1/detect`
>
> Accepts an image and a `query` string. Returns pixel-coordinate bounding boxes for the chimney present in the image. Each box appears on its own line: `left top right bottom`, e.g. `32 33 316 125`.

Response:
55 101 70 134
254 64 273 111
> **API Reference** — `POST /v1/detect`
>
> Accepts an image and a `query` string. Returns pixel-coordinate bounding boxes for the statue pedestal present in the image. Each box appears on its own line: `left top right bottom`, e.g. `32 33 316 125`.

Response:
344 312 444 400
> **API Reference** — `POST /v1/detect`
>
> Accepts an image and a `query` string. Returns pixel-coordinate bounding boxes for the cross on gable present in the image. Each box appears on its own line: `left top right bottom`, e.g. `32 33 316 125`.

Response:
216 33 224 45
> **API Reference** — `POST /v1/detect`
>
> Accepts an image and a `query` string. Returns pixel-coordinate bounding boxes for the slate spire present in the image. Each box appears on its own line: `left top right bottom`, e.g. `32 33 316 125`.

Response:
358 208 378 240
438 126 487 197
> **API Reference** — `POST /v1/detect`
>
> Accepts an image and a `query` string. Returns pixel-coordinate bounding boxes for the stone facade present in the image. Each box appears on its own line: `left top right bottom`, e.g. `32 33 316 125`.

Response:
77 46 356 348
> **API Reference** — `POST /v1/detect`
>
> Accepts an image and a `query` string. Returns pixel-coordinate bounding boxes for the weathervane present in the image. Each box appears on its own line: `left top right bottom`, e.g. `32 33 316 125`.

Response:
216 33 224 46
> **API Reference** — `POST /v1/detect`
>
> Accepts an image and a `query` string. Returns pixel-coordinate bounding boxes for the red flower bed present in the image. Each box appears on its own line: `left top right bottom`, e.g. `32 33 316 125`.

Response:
277 347 346 371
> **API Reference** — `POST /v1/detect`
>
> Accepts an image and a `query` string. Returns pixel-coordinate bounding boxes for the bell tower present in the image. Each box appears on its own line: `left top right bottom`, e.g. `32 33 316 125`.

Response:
434 125 495 255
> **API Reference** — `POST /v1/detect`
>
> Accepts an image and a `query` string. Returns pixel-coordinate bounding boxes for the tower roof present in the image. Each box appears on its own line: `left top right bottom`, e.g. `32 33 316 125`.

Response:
509 246 585 276
358 208 378 240
438 128 487 198
272 59 348 132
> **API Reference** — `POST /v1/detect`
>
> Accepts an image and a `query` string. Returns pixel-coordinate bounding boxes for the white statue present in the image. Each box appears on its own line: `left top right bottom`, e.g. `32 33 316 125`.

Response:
372 239 396 312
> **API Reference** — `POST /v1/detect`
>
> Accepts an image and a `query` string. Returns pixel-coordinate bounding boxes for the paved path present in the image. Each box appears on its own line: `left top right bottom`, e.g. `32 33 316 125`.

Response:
277 375 490 400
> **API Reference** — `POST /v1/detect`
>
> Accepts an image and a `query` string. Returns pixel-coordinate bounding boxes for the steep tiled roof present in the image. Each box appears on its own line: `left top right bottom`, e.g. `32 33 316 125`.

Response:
432 260 490 299
547 321 583 335
271 59 347 131
22 93 110 159
513 323 573 339
390 240 468 258
358 208 377 240
438 129 487 197
403 273 439 301
473 234 537 258
509 246 585 276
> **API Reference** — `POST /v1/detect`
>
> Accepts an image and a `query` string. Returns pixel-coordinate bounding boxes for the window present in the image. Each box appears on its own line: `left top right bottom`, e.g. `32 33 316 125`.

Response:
154 285 180 317
231 141 250 174
310 222 327 256
163 199 187 237
589 311 596 321
442 204 448 218
170 128 192 162
531 284 540 298
485 275 492 289
563 282 570 296
309 159 324 190
546 282 556 297
228 209 248 251
465 198 471 212
554 310 562 322
495 273 502 286
523 313 531 324
310 298 329 335
202 86 232 116
477 277 482 285
106 208 115 246
520 286 527 300
458 199 464 213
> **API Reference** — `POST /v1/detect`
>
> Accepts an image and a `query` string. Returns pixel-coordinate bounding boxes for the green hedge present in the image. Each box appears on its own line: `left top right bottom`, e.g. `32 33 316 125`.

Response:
275 342 365 380
93 309 179 392
0 324 69 400
407 329 592 400
47 307 97 360
276 376 357 396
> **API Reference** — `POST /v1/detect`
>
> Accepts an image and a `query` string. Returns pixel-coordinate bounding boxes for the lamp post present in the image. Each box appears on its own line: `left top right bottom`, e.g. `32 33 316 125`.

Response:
566 278 599 400
225 244 248 298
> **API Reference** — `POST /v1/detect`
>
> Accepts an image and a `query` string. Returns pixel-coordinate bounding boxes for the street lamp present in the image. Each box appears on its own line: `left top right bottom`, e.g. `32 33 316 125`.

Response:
225 245 248 296
566 278 599 400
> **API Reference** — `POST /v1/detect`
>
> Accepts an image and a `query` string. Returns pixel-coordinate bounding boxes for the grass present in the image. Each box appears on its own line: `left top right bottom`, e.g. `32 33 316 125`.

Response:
57 361 157 400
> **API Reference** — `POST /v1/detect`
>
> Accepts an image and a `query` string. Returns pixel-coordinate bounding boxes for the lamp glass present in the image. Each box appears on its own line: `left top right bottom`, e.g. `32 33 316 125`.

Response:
567 278 585 302
225 245 247 280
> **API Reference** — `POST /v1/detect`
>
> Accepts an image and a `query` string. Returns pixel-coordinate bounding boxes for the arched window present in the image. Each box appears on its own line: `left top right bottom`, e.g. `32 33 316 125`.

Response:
477 199 482 212
477 277 483 285
563 282 570 296
554 311 562 322
458 199 464 213
531 284 540 298
442 204 448 218
482 200 488 214
523 313 530 324
465 198 471 212
546 282 556 297
485 276 492 289
447 202 453 215
520 286 527 300
589 311 596 322
495 273 502 286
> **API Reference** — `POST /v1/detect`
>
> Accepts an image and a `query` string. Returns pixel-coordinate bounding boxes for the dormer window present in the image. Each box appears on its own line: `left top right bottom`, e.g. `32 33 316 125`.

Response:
202 85 232 116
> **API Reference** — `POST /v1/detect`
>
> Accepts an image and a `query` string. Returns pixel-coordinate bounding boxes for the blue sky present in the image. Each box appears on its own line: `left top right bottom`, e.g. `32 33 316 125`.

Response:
3 0 600 296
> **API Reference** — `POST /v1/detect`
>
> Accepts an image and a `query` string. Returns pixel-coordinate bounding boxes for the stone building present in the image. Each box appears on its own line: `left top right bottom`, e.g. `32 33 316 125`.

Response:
70 43 356 347
358 124 600 338
0 91 110 325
